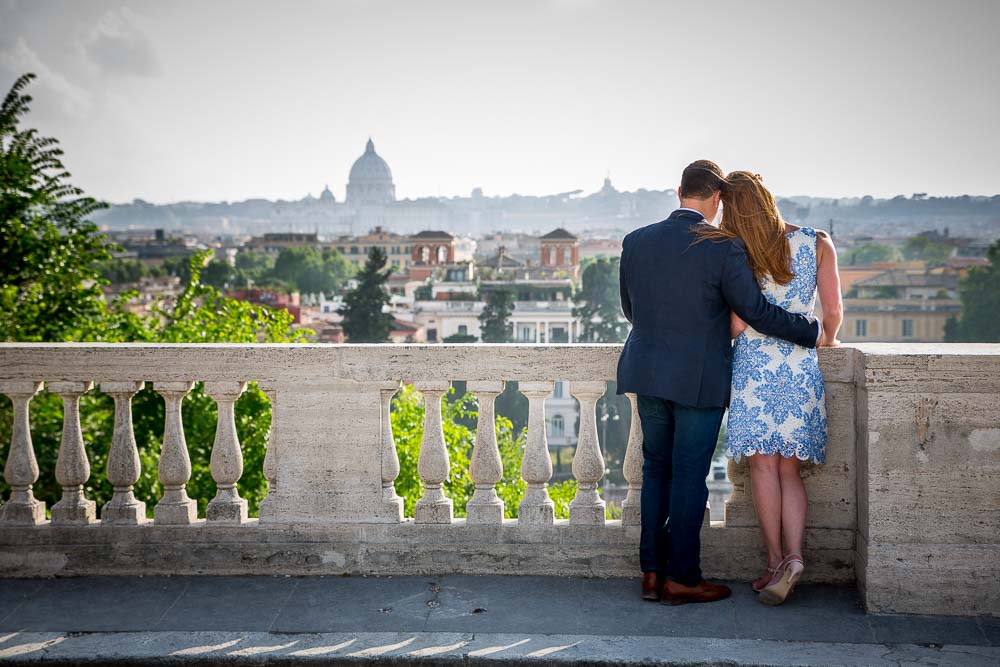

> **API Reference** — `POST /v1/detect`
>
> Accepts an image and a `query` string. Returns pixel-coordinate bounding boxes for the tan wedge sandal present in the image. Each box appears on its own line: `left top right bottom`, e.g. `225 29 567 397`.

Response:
758 554 804 606
752 566 781 593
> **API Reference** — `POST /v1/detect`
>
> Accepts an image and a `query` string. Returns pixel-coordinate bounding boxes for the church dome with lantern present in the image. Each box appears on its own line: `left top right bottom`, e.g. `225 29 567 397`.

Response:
346 138 396 206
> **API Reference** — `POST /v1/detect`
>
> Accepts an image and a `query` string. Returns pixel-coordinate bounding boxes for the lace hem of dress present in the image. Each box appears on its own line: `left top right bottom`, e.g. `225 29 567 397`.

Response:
726 440 826 465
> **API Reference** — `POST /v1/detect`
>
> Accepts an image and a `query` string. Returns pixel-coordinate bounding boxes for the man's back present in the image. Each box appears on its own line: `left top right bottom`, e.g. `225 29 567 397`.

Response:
617 209 735 407
617 209 818 408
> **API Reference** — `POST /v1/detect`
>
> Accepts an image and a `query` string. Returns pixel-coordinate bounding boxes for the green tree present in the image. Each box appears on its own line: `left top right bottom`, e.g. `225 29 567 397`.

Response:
845 243 899 266
946 241 1000 342
573 257 627 343
339 247 395 342
234 249 275 280
200 259 236 289
479 288 514 342
0 73 111 342
442 333 477 343
902 235 953 264
271 246 353 295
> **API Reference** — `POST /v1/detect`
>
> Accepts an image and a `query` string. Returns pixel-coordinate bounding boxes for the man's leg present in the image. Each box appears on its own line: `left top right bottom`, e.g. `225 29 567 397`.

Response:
638 395 674 575
665 403 725 586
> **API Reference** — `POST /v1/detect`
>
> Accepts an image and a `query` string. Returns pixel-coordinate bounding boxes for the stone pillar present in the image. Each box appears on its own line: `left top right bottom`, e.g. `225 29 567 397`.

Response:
724 457 755 527
414 381 453 524
569 381 607 525
257 378 409 525
0 381 45 525
621 392 643 527
258 386 279 517
379 382 404 521
518 381 555 524
100 381 147 525
50 381 96 525
154 381 197 525
466 381 505 524
205 381 248 524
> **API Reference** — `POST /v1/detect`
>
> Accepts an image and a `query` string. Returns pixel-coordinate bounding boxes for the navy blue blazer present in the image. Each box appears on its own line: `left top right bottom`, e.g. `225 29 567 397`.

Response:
616 209 820 408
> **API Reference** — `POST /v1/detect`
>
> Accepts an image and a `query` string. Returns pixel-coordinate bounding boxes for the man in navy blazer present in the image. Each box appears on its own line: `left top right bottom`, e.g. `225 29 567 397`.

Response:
617 160 820 605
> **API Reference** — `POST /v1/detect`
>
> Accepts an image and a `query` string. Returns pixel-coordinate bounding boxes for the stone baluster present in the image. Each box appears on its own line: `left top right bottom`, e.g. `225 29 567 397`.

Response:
50 381 96 525
621 392 643 527
518 381 555 524
205 381 248 524
379 382 404 521
0 381 45 525
466 381 505 524
569 381 608 525
413 381 453 524
100 381 147 524
154 381 197 524
258 386 279 516
724 457 755 526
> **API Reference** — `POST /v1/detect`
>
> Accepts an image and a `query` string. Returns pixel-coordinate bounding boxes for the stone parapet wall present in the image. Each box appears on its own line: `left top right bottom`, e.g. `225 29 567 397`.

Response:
0 343 997 617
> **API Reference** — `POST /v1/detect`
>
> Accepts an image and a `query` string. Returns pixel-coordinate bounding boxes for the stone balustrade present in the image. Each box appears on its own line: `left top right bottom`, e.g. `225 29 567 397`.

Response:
0 343 997 618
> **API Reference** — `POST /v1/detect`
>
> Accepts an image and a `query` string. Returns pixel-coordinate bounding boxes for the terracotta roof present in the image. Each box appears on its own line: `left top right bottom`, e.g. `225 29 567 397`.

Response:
540 228 577 240
410 230 453 240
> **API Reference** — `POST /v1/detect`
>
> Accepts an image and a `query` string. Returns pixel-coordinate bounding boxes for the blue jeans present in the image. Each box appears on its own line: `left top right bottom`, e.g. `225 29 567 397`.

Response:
638 395 724 586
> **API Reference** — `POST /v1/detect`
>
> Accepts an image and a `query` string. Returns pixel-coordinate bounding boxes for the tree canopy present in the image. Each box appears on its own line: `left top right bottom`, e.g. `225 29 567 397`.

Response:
479 288 514 342
946 241 1000 343
573 257 627 343
338 247 395 342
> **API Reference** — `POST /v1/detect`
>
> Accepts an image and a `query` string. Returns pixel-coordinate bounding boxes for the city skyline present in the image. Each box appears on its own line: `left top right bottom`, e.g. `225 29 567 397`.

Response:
2 0 998 204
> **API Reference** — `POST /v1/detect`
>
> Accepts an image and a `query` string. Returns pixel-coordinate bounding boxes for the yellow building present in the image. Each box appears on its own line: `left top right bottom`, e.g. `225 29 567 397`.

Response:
334 226 411 271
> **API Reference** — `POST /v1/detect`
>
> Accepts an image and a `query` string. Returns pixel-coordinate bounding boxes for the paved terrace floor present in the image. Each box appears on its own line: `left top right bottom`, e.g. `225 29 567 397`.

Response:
0 576 997 666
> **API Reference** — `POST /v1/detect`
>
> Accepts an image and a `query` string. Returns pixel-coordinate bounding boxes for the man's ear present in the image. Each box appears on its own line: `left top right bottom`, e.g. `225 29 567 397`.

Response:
677 186 684 199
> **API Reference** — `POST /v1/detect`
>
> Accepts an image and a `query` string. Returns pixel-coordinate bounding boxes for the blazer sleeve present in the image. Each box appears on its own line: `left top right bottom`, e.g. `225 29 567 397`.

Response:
619 239 633 323
720 239 819 348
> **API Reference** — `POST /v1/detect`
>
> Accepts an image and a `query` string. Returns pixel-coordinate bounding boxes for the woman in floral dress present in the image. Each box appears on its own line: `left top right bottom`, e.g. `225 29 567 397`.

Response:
696 171 843 605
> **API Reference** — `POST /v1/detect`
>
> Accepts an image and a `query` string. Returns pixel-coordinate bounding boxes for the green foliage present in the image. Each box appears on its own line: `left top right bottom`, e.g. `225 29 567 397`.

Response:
97 258 166 284
339 247 395 342
389 384 577 519
0 73 110 342
902 235 953 263
270 246 353 295
573 257 627 343
479 288 514 342
946 241 1000 342
845 243 899 266
442 333 477 343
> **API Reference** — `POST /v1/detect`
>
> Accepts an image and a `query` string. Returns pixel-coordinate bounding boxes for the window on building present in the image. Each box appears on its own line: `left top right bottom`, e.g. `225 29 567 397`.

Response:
553 381 564 398
902 319 914 337
350 246 359 254
421 246 430 263
437 246 448 263
427 328 438 343
855 319 867 337
551 414 565 437
458 325 468 335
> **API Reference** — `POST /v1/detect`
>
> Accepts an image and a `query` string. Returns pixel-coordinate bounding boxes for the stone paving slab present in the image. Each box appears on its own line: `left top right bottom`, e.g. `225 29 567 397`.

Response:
0 576 996 665
1 631 998 666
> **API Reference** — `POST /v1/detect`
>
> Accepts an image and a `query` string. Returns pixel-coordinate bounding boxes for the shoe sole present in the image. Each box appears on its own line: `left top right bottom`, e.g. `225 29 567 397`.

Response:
758 564 804 606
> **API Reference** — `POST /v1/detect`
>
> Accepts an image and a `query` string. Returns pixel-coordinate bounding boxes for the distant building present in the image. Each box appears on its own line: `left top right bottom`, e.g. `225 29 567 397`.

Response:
826 268 962 343
539 228 580 278
346 138 395 206
244 232 327 255
333 226 411 271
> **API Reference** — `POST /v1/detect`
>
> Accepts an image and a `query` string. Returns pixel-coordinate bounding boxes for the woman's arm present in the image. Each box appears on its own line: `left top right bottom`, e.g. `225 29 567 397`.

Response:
815 230 843 347
731 312 748 339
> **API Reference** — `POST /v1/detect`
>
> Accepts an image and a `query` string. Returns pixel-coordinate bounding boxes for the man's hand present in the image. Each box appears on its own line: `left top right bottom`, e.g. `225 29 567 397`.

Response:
730 312 748 339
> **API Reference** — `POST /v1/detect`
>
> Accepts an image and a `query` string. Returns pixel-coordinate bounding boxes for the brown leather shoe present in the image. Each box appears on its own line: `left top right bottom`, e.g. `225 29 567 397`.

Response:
641 572 661 601
660 579 732 606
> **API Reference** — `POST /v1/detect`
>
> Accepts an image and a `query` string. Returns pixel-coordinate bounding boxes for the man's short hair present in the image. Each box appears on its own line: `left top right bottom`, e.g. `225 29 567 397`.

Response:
680 160 726 199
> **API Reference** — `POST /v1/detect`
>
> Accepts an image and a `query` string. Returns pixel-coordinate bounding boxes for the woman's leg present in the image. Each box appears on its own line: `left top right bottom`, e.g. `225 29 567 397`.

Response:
748 454 783 587
778 456 807 557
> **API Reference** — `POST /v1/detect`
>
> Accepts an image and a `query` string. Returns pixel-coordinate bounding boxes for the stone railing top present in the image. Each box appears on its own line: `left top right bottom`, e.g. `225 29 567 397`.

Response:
0 343 996 386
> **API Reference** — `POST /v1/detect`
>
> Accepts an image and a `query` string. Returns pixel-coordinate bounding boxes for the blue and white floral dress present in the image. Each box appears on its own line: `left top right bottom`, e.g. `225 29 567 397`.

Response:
726 227 827 464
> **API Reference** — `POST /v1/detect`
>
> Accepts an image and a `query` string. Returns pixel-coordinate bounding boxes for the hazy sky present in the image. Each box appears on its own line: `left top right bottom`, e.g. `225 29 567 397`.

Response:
2 0 998 204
